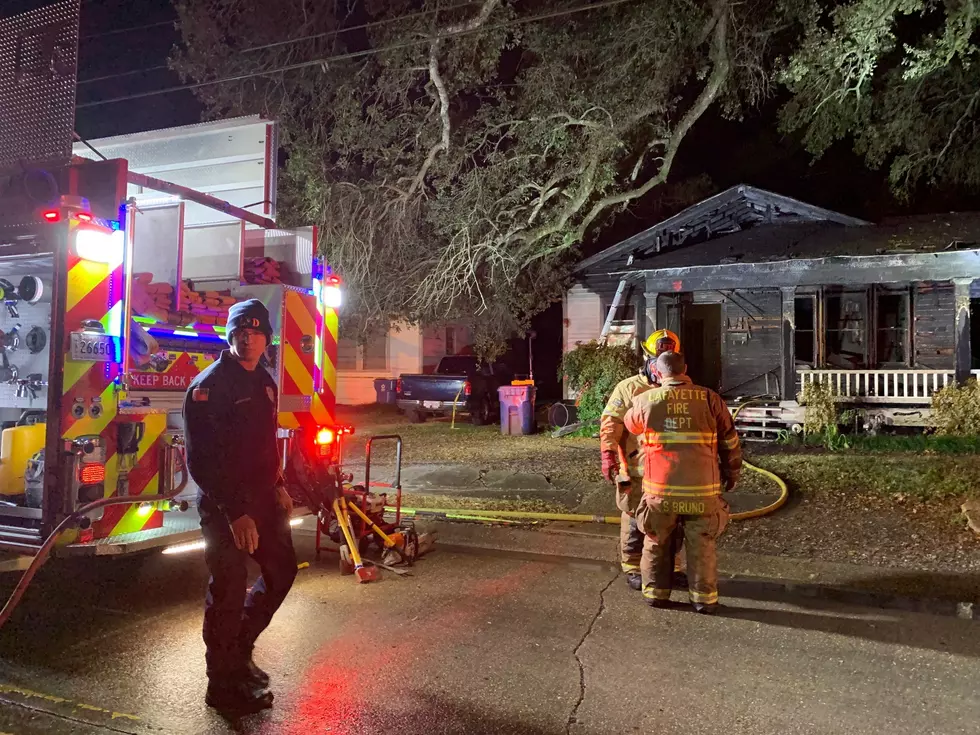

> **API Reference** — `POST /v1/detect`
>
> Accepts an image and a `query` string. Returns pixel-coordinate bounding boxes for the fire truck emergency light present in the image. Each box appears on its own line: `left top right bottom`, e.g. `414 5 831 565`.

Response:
73 227 125 264
322 276 343 309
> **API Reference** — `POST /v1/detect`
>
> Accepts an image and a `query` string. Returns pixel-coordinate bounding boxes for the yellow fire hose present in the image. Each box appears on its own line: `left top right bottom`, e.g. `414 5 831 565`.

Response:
386 400 789 525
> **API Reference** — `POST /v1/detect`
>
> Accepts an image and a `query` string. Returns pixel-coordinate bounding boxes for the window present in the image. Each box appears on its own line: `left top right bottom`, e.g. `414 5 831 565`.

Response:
824 290 868 368
363 332 388 370
600 296 636 323
876 290 909 365
337 338 357 370
794 296 816 366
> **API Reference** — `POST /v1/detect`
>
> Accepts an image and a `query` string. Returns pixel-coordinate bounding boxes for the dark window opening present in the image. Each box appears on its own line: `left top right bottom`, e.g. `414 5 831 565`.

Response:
875 291 909 365
825 291 868 368
445 326 456 355
794 296 816 366
601 297 636 323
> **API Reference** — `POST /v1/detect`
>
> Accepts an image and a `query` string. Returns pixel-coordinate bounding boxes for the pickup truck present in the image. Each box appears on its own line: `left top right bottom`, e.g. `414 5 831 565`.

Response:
396 356 512 424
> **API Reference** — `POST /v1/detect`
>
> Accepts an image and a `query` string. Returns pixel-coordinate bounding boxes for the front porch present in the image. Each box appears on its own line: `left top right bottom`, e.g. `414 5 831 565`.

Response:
798 368 980 405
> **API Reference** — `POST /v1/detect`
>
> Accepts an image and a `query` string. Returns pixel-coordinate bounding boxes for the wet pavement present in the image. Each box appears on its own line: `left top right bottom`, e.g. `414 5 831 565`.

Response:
0 529 977 734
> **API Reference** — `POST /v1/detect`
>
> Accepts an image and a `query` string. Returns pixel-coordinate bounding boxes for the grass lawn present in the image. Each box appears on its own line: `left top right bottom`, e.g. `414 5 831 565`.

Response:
335 405 980 572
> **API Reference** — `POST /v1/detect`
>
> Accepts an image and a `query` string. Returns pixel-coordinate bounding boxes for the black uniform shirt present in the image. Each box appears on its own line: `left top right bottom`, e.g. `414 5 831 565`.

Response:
183 350 280 522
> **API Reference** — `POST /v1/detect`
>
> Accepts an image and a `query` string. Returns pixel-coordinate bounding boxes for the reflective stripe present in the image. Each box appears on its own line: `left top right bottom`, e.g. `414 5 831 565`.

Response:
642 480 722 497
642 586 673 601
621 562 640 573
689 590 719 604
722 436 739 449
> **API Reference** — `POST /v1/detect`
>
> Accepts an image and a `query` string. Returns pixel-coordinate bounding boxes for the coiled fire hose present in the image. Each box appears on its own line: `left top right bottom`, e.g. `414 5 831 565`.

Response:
0 444 189 631
388 400 789 525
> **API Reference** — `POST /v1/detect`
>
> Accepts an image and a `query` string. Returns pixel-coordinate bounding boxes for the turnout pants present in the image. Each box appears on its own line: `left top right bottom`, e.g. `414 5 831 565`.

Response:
200 499 298 682
636 495 729 606
617 478 686 576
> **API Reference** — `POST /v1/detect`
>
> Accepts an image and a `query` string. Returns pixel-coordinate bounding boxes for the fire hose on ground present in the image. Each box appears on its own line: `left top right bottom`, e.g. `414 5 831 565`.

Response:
386 400 789 525
0 444 190 631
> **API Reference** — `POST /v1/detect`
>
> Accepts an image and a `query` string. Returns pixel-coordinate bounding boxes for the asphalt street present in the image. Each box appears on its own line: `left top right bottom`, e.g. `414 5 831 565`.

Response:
0 530 976 734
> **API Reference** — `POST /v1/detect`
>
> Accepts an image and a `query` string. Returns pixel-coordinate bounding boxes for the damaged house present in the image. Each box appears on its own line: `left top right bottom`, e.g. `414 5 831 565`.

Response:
565 185 980 434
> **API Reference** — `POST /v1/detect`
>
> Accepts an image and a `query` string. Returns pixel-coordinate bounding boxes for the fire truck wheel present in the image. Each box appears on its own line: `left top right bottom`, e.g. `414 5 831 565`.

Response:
338 545 355 575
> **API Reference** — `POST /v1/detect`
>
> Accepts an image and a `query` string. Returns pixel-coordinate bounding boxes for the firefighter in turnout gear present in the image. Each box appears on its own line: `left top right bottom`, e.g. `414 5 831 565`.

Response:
599 329 684 591
183 299 298 715
624 351 741 614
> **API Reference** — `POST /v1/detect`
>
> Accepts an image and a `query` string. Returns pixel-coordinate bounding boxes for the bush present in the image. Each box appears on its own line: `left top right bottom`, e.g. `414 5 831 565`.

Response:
931 379 980 436
561 342 642 425
797 380 840 436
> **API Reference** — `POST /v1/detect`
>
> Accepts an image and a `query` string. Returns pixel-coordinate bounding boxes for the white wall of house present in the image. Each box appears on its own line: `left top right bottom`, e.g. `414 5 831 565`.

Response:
336 322 423 405
562 284 604 398
335 322 476 405
563 284 604 351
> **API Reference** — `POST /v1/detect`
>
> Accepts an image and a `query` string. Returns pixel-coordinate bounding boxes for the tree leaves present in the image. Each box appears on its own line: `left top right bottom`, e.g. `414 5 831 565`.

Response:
173 0 803 355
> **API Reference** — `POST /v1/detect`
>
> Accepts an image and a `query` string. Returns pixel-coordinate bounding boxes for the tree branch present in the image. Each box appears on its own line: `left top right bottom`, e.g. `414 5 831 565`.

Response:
406 0 501 197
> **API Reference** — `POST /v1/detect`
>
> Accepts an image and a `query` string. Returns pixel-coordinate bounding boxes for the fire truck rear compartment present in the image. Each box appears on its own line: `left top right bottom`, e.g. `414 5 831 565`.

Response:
0 256 54 524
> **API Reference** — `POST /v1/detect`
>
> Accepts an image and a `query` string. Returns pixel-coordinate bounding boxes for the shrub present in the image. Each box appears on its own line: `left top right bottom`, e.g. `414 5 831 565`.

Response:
561 342 642 425
797 380 840 436
931 379 980 436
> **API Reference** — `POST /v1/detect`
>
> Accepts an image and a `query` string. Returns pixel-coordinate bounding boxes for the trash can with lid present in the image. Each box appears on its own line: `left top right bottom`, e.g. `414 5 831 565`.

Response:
374 378 397 405
498 384 536 435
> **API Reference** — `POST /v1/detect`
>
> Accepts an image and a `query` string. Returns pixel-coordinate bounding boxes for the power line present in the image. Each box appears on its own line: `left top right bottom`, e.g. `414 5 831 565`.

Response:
241 0 479 54
76 0 479 87
75 0 640 110
78 64 170 86
79 18 176 40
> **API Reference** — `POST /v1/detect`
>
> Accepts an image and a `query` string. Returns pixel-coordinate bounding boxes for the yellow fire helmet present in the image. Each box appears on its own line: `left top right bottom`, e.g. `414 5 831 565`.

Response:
641 328 681 357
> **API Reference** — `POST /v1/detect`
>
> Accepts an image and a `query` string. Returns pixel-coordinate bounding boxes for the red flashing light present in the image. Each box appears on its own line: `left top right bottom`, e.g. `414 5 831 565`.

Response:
75 212 93 222
464 381 472 397
78 463 106 484
395 379 402 394
42 209 61 222
327 275 341 285
315 427 335 446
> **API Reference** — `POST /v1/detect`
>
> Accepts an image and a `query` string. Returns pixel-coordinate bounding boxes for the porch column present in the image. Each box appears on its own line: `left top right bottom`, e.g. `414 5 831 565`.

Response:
643 291 659 342
780 287 796 401
953 278 973 384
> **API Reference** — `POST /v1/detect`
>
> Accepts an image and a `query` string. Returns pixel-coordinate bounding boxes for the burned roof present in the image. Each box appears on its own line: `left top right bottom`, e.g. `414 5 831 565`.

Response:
607 213 980 274
577 184 868 273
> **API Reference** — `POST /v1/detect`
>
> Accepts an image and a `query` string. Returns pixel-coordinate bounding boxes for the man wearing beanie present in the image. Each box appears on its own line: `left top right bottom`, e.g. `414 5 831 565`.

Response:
183 298 297 715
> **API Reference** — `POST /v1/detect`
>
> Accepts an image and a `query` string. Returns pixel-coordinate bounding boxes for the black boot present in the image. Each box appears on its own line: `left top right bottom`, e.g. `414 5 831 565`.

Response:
245 658 270 688
625 573 642 591
205 681 274 715
692 603 718 615
647 599 671 609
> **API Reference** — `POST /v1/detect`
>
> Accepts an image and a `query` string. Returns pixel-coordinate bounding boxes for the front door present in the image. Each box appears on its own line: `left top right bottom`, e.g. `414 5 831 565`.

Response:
682 304 722 390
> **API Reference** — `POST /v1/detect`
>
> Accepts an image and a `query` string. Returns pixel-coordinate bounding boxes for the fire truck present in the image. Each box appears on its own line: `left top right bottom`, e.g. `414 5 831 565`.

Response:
0 120 344 562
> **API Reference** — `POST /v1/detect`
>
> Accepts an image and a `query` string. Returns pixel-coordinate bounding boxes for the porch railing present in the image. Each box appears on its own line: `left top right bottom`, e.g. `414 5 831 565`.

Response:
798 369 980 405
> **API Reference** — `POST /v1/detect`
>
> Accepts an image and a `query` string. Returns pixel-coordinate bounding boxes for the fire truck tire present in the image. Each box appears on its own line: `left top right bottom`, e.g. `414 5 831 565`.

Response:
339 544 355 575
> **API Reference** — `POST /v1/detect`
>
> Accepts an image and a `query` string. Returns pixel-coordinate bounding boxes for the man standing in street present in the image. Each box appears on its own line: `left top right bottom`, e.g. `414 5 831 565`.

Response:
183 298 297 714
624 351 741 614
599 329 684 591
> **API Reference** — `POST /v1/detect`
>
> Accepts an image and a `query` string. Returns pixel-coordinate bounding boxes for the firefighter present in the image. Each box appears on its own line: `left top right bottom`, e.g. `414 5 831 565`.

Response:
183 299 297 714
623 351 741 614
599 329 683 591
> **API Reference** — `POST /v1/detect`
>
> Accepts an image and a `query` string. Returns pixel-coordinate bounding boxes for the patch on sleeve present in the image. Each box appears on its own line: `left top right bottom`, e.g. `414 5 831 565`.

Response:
192 388 209 402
